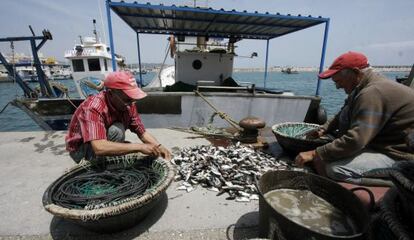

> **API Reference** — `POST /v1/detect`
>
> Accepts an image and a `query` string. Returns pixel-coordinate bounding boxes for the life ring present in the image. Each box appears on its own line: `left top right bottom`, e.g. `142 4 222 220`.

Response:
169 35 176 58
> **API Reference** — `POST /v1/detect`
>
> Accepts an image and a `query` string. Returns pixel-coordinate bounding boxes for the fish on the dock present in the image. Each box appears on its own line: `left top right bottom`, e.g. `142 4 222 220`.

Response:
171 142 299 201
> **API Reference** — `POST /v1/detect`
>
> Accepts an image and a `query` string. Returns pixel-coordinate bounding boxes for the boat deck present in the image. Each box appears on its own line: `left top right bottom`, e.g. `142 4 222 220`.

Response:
0 128 287 239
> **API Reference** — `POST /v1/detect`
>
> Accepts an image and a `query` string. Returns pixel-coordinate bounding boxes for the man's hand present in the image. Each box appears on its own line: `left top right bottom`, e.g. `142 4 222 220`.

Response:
139 132 171 160
295 150 318 167
158 145 172 160
139 143 162 157
305 128 326 139
139 143 172 160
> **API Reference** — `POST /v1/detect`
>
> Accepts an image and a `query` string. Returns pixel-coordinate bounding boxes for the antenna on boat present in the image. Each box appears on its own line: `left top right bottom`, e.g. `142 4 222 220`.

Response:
93 19 98 43
97 0 107 43
29 25 35 36
78 35 83 45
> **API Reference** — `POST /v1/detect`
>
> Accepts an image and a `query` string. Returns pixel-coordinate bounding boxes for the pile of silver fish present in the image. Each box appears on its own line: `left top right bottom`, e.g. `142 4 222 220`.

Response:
171 142 298 202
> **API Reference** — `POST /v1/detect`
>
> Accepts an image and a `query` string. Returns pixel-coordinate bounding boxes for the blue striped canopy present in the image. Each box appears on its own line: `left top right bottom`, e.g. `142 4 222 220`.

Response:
109 1 329 40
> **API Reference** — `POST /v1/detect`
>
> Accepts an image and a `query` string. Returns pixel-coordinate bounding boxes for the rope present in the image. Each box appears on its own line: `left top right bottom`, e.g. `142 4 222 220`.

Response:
194 90 242 130
0 102 11 114
64 92 78 109
52 166 161 210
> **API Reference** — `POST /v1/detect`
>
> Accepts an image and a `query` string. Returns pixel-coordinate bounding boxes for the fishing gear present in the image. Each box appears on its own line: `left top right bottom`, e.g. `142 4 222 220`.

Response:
52 166 160 210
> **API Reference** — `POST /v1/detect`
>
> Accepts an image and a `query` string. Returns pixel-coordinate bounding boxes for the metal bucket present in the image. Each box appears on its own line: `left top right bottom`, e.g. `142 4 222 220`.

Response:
257 170 370 240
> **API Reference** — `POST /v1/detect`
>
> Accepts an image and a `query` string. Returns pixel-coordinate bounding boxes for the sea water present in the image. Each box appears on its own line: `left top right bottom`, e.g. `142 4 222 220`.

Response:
0 71 407 131
264 188 357 236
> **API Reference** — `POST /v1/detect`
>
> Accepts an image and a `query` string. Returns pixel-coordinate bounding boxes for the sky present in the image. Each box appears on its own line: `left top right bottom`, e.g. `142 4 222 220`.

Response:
0 0 413 68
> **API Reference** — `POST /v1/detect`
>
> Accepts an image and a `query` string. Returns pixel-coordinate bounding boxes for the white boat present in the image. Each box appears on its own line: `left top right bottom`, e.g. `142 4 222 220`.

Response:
49 66 72 80
12 2 330 130
0 71 9 82
64 33 123 98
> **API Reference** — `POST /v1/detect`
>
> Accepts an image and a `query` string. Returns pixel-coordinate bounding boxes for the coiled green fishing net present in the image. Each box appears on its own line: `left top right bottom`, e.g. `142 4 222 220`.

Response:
52 158 164 210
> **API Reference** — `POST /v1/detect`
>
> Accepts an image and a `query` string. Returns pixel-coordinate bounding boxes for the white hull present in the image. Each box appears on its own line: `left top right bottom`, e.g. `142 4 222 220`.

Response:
14 92 320 131
138 92 317 128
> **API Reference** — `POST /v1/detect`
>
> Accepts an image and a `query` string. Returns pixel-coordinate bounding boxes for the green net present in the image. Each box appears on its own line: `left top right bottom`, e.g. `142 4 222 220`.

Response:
52 156 166 210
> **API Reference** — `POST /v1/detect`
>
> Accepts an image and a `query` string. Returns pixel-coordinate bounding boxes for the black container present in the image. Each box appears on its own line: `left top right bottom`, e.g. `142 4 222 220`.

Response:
257 170 370 240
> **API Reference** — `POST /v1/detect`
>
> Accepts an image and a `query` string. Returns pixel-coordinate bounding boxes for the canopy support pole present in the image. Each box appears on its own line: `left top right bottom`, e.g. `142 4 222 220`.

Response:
106 0 117 71
136 32 143 87
316 19 330 96
264 39 270 89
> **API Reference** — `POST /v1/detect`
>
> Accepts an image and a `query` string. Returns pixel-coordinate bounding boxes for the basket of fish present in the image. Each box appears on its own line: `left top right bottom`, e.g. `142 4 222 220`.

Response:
42 154 175 232
272 122 332 156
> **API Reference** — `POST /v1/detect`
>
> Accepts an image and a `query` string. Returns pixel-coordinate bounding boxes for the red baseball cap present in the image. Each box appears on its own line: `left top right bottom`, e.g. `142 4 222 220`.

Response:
319 51 369 79
104 71 147 100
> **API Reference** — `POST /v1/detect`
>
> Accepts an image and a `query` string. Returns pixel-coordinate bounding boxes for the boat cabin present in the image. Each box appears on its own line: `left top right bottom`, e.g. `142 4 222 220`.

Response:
64 27 126 98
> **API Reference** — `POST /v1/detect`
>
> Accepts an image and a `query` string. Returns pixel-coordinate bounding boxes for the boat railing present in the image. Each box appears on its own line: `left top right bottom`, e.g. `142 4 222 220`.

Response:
176 42 229 53
64 49 109 58
197 85 255 91
196 80 256 93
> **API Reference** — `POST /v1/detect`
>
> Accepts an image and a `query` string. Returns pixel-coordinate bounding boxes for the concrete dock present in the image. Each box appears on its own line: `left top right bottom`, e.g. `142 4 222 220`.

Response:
0 128 285 239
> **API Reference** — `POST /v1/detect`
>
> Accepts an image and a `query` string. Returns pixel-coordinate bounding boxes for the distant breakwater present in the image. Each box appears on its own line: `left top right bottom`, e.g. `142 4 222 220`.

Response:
234 65 412 73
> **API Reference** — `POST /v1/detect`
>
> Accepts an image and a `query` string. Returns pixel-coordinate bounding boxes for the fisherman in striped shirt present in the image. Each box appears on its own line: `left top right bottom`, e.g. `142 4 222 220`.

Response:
65 71 171 163
295 51 414 185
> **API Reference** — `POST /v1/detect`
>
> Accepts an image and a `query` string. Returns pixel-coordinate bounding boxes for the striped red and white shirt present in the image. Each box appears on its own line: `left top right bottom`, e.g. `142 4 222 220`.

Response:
65 91 145 152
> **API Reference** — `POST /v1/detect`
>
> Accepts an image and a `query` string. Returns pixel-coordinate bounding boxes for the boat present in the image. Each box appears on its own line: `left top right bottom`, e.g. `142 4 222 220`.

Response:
17 66 42 82
64 20 124 98
6 2 331 131
49 66 72 80
131 68 147 75
281 67 299 74
396 64 414 88
0 70 10 82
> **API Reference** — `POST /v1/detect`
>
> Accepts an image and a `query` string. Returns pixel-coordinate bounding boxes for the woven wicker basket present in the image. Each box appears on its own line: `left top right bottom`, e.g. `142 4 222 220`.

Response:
272 122 332 156
42 154 175 232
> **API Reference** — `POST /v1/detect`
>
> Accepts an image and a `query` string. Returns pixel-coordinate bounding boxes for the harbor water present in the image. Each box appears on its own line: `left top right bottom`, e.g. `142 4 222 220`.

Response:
0 71 408 132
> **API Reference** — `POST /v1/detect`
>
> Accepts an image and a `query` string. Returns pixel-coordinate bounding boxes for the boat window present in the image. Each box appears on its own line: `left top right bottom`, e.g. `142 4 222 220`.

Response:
88 58 101 71
192 59 202 70
72 59 85 72
104 59 108 71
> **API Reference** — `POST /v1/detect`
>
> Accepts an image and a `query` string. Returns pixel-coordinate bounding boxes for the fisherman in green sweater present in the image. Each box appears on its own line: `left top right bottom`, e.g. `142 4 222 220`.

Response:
295 51 414 184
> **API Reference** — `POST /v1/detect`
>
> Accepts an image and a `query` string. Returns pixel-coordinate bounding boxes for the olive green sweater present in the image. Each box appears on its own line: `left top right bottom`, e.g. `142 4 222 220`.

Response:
316 69 414 162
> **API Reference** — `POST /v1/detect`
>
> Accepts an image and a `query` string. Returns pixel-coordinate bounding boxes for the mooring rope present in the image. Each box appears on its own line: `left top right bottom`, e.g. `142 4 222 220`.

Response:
52 166 161 210
64 92 79 109
0 102 11 114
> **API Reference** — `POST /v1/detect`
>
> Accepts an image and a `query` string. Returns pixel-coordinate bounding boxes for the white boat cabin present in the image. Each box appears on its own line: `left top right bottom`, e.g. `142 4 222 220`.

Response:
64 36 122 98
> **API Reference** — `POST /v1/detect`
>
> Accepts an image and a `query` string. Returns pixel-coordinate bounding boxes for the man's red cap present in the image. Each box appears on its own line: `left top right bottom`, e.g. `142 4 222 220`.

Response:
104 71 147 100
319 51 369 79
